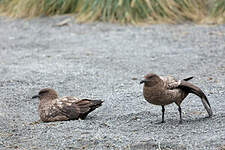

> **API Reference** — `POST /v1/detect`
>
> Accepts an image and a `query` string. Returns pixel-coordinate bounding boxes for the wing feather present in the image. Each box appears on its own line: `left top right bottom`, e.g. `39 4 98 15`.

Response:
53 98 103 120
179 81 213 117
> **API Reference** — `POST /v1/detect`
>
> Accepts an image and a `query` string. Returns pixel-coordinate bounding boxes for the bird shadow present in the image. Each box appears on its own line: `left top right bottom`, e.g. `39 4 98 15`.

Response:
183 113 225 124
151 115 214 125
178 116 213 124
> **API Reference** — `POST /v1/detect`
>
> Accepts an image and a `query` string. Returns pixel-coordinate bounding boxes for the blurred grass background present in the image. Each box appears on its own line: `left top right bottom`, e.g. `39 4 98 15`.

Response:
0 0 225 24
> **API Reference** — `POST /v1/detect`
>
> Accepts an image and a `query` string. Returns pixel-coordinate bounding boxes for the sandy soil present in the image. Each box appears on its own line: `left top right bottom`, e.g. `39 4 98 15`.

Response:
0 15 225 150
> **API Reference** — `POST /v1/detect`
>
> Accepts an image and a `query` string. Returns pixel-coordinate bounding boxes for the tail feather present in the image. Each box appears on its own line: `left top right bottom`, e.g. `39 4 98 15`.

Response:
77 99 103 119
90 100 104 106
179 81 213 117
89 100 104 111
183 76 194 81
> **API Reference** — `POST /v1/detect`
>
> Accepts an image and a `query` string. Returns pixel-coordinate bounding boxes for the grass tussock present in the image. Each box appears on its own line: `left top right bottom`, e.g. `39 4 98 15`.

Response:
210 0 225 23
76 0 209 24
0 0 225 24
0 0 79 18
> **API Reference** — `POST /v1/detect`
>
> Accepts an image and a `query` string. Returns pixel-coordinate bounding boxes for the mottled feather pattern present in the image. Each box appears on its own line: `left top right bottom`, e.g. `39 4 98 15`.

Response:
160 76 180 89
53 97 81 108
33 88 103 122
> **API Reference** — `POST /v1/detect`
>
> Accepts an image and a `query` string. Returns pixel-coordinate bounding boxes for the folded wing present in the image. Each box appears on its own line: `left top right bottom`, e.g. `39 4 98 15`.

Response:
55 97 103 120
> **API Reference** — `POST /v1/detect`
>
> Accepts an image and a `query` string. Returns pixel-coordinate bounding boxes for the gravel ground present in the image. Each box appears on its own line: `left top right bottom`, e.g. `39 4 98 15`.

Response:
0 15 225 150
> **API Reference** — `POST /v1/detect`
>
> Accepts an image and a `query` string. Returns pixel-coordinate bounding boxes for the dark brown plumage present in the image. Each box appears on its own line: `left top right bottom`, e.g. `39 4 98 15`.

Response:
32 88 103 122
140 73 213 123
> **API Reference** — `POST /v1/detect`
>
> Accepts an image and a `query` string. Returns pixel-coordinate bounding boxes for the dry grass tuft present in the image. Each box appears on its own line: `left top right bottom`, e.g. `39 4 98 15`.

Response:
75 0 209 24
0 0 225 24
210 0 225 24
0 0 79 18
